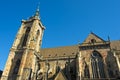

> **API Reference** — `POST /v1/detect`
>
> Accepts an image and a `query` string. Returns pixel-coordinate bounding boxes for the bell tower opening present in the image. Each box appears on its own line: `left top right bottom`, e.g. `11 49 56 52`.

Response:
22 27 31 47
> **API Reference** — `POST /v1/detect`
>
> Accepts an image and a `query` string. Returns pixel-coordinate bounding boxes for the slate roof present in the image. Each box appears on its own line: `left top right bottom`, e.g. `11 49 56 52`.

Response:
110 40 120 50
40 41 120 58
40 45 79 58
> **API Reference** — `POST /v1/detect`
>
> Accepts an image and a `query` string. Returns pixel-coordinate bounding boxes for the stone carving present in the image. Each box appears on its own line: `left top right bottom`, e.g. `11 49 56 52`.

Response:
37 70 43 80
34 57 44 80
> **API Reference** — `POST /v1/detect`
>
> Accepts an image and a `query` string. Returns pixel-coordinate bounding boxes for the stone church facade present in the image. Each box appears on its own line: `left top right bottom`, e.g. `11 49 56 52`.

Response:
1 8 120 80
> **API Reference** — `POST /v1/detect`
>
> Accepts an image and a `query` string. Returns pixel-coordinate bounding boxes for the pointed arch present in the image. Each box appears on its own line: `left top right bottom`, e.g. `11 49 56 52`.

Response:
91 50 106 79
13 59 21 74
22 27 31 47
36 30 40 40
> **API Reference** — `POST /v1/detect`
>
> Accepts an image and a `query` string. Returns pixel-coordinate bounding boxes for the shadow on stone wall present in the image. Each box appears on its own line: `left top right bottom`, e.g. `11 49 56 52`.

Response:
105 50 120 79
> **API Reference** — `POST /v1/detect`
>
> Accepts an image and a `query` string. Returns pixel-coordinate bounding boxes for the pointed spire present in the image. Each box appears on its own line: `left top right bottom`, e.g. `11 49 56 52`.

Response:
34 3 40 19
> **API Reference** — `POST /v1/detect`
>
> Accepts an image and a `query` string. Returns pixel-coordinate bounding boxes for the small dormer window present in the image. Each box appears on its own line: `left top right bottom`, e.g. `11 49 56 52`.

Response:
91 39 96 44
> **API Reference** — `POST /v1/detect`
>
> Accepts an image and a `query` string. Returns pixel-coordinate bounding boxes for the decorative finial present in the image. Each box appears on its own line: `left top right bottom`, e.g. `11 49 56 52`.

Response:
108 36 110 42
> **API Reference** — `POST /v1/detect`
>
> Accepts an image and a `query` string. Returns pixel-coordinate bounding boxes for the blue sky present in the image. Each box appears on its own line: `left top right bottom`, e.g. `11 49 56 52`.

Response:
0 0 120 70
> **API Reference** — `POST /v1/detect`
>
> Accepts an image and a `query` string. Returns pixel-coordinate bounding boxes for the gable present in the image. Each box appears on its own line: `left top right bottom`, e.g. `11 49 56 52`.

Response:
54 70 68 80
83 32 105 44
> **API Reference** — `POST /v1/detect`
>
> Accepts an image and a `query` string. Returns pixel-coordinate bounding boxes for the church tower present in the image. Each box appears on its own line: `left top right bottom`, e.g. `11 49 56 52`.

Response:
1 8 45 80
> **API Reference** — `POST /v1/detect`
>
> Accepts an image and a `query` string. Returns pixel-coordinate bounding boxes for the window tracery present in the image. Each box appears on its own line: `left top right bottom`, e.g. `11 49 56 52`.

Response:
91 51 105 78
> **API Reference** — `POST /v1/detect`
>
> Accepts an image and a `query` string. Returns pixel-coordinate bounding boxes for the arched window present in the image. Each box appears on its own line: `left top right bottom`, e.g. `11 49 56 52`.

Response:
36 30 40 41
13 59 21 74
91 51 105 78
22 27 31 47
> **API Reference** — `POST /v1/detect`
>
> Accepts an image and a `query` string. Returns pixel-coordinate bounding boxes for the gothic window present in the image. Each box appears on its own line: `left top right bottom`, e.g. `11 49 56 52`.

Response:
70 67 76 79
35 30 40 46
91 57 99 78
22 27 31 47
91 51 105 79
13 59 21 74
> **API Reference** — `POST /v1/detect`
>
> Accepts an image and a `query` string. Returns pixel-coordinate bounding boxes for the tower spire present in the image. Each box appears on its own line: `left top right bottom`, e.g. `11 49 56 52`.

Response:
34 3 40 19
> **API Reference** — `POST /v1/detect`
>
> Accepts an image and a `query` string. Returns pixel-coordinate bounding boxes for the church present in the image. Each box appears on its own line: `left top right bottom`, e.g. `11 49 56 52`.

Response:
1 8 120 80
